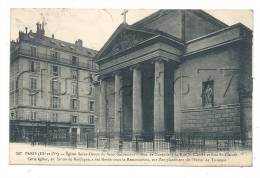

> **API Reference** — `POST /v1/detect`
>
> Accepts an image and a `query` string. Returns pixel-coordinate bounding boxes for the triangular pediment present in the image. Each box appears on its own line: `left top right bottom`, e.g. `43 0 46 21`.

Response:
96 24 157 60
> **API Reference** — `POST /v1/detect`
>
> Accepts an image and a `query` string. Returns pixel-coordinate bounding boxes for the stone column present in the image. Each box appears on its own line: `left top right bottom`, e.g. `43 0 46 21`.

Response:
97 78 109 149
77 127 81 143
99 78 107 136
132 65 143 136
114 71 123 137
153 59 165 138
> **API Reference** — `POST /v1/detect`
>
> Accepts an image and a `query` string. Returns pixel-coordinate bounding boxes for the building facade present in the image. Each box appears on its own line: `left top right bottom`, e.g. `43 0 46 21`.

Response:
95 10 252 151
10 22 98 146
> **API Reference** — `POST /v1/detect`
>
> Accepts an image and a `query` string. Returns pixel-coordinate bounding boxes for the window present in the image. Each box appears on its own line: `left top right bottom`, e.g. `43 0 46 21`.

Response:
51 80 60 94
71 56 78 65
52 65 59 76
30 111 37 120
30 46 37 57
202 80 214 107
50 50 59 59
52 96 60 109
71 98 78 110
89 115 94 124
71 69 78 79
89 100 95 111
52 112 58 122
10 112 15 120
71 82 77 95
30 78 37 90
71 115 78 123
29 95 37 106
29 61 39 72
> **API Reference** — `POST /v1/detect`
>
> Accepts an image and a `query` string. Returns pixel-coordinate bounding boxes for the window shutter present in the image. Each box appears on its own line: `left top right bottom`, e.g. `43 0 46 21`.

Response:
35 78 37 90
50 65 52 75
50 96 53 108
30 78 32 89
58 66 61 76
36 62 40 73
58 97 61 109
77 99 80 110
50 80 53 93
58 81 61 94
36 47 38 57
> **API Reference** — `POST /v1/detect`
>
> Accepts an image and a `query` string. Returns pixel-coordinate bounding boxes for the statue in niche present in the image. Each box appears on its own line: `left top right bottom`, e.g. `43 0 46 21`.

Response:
202 81 214 107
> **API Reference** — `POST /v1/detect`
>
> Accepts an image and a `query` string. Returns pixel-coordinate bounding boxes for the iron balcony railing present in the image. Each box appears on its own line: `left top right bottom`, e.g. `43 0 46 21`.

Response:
11 49 98 71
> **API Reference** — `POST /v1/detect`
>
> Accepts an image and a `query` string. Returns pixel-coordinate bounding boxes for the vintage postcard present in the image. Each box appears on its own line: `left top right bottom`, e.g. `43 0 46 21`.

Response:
9 9 253 166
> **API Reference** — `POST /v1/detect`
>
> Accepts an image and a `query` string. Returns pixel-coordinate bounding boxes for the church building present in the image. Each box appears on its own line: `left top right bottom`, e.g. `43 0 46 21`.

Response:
95 10 252 151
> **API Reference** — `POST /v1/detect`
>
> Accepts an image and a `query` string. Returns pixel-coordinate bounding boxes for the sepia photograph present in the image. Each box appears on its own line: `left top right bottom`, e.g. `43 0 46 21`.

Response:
9 8 253 166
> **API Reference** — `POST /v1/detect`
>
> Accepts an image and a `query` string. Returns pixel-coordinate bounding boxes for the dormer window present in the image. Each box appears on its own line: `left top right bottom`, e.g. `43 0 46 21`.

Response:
50 40 56 44
50 50 60 59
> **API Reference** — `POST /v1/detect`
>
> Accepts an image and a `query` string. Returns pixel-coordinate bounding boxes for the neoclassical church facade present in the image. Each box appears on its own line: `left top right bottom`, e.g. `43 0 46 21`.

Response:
94 10 252 148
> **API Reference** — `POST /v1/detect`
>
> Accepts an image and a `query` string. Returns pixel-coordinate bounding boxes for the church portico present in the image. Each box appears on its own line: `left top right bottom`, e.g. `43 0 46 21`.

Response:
94 22 182 150
97 56 178 147
95 23 183 147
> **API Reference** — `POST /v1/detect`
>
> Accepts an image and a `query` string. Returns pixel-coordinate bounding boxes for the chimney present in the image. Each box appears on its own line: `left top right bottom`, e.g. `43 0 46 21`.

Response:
25 27 28 34
36 22 41 35
18 31 22 39
52 34 54 39
41 21 45 36
75 39 83 47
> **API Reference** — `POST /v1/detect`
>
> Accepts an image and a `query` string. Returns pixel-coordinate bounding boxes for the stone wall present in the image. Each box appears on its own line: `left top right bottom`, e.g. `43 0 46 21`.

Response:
180 105 241 135
174 45 242 136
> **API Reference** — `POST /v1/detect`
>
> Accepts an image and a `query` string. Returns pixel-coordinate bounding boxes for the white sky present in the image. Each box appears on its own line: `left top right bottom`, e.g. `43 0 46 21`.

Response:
10 9 253 50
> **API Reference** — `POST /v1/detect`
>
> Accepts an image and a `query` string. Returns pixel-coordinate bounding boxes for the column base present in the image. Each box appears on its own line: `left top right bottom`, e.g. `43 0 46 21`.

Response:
96 137 109 150
109 135 122 151
153 136 170 153
132 135 143 152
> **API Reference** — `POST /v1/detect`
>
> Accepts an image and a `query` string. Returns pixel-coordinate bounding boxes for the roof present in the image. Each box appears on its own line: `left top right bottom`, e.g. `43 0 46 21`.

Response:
133 9 228 28
16 31 98 58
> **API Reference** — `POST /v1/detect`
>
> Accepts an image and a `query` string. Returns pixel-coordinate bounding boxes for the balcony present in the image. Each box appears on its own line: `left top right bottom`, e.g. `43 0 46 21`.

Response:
11 49 98 71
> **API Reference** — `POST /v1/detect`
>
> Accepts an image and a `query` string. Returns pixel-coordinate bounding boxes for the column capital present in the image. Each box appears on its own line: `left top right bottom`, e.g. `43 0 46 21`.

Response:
151 58 168 64
98 74 111 82
130 63 141 71
112 70 122 77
